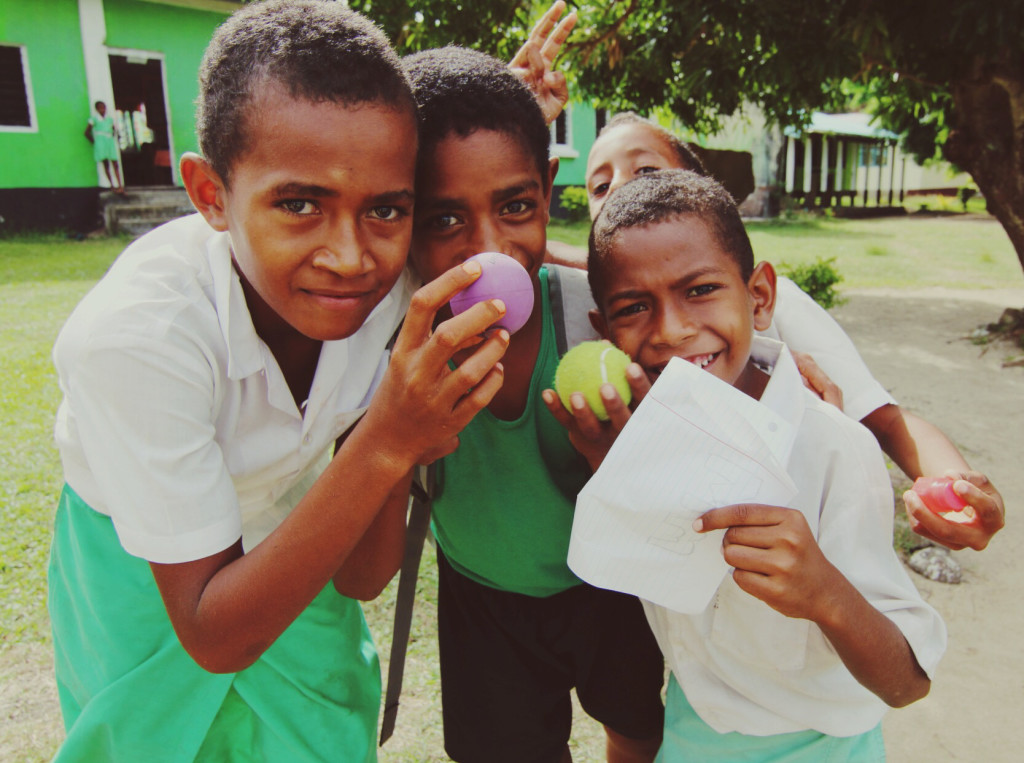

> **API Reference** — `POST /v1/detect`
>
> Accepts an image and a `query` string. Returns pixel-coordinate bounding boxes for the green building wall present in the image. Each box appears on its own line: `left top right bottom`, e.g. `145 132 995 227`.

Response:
551 101 598 189
0 0 94 189
0 0 225 193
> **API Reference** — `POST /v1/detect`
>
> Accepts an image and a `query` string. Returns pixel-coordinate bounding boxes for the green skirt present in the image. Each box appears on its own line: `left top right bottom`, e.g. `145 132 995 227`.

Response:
657 673 885 762
48 485 381 762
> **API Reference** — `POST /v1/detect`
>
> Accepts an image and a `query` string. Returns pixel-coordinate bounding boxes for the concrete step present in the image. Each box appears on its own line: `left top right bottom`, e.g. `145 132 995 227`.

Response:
101 186 196 236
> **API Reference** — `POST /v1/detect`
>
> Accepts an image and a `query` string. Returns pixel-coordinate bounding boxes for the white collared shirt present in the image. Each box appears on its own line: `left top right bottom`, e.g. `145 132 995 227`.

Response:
760 277 896 422
54 214 413 563
643 337 946 737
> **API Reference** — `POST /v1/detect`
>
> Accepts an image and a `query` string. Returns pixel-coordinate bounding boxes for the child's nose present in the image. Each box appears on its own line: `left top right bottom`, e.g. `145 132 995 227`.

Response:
468 219 509 258
607 168 632 199
652 307 698 347
311 219 370 276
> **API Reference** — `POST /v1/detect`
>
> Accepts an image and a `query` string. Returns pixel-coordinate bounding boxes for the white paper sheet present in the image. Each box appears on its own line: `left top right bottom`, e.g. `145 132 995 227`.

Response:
568 356 799 614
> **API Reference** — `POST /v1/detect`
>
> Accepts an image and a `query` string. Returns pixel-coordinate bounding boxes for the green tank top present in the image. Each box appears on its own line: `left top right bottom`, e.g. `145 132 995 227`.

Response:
431 267 592 597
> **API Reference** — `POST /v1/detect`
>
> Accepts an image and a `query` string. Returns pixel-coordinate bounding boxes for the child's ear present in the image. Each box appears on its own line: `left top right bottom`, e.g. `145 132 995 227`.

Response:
589 308 610 339
180 152 229 232
748 261 777 332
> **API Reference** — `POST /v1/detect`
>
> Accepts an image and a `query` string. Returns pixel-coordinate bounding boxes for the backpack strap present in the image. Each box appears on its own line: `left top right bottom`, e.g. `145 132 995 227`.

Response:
379 463 436 746
546 264 600 355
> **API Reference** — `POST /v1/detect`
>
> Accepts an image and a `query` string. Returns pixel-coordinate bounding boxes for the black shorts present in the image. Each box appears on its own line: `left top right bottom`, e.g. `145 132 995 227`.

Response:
436 550 665 763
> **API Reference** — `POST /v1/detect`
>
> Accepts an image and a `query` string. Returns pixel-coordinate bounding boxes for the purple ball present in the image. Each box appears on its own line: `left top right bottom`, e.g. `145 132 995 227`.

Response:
449 252 535 334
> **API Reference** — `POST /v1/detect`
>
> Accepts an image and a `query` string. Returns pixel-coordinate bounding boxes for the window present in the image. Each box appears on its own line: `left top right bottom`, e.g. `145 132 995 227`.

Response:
549 106 578 159
0 45 36 131
859 143 885 168
551 110 568 146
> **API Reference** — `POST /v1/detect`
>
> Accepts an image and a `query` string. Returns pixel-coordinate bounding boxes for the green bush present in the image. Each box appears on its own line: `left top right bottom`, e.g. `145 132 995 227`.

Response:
778 256 845 309
558 185 590 223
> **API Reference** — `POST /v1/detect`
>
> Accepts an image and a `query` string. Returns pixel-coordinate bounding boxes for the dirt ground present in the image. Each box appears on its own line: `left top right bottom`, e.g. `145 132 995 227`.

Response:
832 287 1024 762
3 285 1022 762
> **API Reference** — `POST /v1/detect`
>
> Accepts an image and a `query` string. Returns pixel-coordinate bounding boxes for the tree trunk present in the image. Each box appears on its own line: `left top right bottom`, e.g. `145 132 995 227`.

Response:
944 64 1024 278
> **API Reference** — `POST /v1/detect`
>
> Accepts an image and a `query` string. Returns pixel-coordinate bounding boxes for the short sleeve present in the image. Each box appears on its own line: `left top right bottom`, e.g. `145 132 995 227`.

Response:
811 409 947 679
766 277 896 422
64 327 242 563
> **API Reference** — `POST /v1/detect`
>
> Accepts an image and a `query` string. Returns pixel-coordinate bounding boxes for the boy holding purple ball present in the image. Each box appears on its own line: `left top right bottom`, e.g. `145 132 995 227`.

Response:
402 47 665 762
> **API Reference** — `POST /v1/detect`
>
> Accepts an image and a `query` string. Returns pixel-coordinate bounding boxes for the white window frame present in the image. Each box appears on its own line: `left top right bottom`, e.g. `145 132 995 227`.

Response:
0 44 38 133
549 105 579 159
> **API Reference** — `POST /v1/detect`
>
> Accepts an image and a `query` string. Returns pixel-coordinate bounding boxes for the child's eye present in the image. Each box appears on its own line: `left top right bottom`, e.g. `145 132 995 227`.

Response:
277 199 319 216
370 205 405 221
589 182 609 198
422 213 461 231
636 165 661 176
687 283 719 298
501 199 535 216
612 302 647 319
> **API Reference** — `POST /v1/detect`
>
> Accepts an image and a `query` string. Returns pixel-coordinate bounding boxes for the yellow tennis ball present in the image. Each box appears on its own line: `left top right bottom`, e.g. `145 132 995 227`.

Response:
554 341 633 421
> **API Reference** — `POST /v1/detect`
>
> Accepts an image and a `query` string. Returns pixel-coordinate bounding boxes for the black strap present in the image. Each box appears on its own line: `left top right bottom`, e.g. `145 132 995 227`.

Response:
547 265 570 356
379 464 435 746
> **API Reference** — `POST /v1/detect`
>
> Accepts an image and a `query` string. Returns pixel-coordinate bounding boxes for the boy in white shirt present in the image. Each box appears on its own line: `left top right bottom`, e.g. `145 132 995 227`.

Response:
48 2 509 760
563 169 946 760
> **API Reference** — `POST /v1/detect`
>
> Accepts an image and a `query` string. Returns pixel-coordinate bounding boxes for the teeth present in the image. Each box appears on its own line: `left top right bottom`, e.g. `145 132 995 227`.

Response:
690 354 715 368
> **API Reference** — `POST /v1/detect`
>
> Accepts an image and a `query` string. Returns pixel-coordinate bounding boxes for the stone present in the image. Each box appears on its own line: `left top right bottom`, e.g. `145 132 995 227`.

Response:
908 546 962 584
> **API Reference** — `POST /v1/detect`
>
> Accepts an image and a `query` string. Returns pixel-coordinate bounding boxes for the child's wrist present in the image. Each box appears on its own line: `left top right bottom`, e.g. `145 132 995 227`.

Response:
339 411 418 481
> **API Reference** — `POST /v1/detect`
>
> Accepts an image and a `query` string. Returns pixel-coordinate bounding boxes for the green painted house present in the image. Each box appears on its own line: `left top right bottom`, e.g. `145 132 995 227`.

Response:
1 1 965 232
0 0 241 232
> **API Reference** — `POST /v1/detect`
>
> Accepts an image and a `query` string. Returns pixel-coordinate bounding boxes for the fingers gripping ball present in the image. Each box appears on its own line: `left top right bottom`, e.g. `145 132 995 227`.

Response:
912 477 979 526
554 341 633 421
449 252 535 334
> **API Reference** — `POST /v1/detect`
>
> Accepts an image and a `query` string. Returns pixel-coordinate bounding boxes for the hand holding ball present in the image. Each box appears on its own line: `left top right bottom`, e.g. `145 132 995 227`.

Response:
449 252 535 334
554 341 633 421
911 477 979 526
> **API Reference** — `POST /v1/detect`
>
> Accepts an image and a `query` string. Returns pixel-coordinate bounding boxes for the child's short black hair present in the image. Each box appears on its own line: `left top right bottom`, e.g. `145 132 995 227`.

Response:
588 170 755 305
197 0 414 184
402 46 550 180
599 112 707 176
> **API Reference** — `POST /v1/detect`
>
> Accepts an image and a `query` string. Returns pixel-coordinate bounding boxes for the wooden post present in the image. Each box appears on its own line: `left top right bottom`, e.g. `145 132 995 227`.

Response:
888 142 897 206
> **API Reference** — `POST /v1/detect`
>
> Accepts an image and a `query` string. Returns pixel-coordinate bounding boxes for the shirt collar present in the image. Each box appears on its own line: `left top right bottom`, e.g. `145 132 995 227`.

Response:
208 234 414 383
207 230 265 381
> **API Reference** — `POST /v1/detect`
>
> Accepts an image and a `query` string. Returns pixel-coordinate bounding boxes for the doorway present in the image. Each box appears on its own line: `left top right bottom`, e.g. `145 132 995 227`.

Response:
108 53 173 187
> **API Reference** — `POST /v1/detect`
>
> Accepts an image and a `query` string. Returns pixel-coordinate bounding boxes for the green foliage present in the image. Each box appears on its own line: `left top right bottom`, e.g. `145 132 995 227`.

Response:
348 0 539 61
354 0 1024 274
778 256 845 309
558 186 590 223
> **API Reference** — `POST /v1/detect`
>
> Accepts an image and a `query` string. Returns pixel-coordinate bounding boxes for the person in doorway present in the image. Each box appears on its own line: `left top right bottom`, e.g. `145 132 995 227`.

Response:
85 100 125 194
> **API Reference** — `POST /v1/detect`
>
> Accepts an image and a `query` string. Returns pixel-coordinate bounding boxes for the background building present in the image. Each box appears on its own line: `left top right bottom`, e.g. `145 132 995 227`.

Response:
0 0 240 233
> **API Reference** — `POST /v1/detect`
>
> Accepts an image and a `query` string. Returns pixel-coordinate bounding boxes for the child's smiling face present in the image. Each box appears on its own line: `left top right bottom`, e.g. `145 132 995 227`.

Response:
586 122 687 219
410 128 555 291
215 82 417 342
593 215 775 398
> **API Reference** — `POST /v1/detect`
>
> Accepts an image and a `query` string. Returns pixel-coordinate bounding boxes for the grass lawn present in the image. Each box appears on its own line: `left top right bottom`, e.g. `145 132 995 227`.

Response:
550 212 1022 290
0 213 1020 761
1 234 134 648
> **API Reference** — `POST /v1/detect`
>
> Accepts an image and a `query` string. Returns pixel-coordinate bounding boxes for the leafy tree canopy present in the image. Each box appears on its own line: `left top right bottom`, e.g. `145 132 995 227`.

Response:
355 0 1024 273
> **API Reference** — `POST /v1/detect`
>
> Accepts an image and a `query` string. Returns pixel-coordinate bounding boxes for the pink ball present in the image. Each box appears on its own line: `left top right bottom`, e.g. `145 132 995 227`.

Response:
449 252 535 334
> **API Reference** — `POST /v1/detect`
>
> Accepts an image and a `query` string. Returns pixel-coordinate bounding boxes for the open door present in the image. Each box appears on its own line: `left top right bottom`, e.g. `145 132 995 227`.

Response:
108 53 173 187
